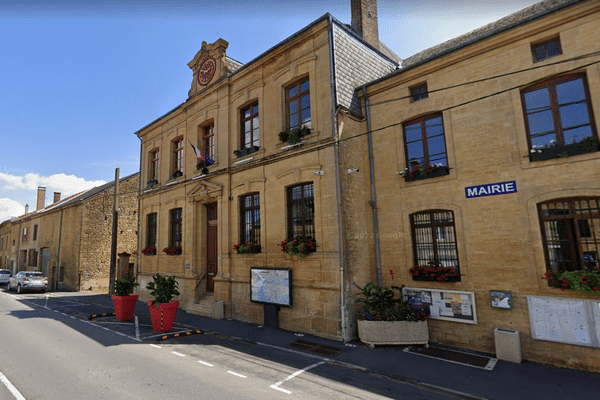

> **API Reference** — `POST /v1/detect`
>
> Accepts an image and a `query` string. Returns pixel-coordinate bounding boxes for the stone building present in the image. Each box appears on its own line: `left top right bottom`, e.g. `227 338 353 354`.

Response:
356 0 600 371
135 2 398 340
1 173 139 292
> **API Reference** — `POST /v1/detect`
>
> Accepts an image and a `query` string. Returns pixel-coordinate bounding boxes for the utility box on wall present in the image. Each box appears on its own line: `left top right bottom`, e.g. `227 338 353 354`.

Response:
494 328 522 363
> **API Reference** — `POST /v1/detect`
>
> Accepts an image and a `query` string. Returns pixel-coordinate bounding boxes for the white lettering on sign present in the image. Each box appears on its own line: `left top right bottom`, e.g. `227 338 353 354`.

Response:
465 181 517 199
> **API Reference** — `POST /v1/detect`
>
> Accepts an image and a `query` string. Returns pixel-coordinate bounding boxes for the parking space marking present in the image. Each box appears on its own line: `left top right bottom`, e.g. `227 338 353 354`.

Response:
270 361 325 395
0 371 26 400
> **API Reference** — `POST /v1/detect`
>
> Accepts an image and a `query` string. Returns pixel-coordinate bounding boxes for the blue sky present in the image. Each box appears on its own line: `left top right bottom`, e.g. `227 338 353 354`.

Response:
0 0 540 221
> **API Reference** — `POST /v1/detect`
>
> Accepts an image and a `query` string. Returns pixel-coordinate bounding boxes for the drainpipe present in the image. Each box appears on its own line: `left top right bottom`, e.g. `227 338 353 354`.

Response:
55 209 63 290
328 16 349 342
136 136 142 293
361 85 382 287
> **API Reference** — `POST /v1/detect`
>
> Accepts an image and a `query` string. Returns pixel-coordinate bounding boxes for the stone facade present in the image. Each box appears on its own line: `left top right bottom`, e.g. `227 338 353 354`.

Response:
1 173 139 292
135 16 397 340
358 0 600 371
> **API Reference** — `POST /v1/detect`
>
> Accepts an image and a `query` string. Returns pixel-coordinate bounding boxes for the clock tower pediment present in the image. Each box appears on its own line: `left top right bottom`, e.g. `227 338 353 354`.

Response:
188 38 231 97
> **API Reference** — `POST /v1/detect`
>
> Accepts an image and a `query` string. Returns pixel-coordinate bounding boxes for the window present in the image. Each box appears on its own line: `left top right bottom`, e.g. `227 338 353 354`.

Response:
410 210 460 275
287 183 315 238
146 213 157 250
21 227 27 243
241 102 259 149
203 123 215 161
522 74 597 158
410 83 428 102
33 225 38 241
169 208 182 248
240 193 261 248
531 37 562 62
286 77 311 131
149 149 159 181
172 138 184 176
403 113 449 176
538 198 600 272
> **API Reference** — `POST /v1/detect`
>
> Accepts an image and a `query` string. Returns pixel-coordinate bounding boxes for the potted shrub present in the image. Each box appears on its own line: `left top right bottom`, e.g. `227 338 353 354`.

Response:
111 270 139 322
233 242 261 254
354 282 428 347
278 235 316 260
146 273 181 333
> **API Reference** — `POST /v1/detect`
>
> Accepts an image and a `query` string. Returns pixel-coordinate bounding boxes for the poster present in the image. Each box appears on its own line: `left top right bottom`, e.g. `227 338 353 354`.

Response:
403 287 477 324
250 268 292 306
527 296 598 347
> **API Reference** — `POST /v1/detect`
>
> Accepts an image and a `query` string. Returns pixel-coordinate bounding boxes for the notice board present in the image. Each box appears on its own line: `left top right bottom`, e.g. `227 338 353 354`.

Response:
250 268 292 307
527 296 600 348
403 287 477 324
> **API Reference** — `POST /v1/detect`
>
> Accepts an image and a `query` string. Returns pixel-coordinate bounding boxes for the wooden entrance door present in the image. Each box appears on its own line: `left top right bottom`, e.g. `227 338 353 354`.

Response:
206 203 218 293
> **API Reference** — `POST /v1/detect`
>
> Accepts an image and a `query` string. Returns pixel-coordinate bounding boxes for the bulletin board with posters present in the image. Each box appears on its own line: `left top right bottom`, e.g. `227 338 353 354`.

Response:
403 287 478 324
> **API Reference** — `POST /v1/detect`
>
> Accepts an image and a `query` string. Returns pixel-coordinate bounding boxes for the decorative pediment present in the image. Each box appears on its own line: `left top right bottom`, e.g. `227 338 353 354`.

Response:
187 180 224 202
188 39 232 97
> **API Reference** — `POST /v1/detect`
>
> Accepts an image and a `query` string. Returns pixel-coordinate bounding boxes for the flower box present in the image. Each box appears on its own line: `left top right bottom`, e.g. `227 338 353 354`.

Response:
530 139 599 162
234 243 261 254
279 127 311 144
234 145 259 158
170 170 183 179
278 236 316 260
142 247 156 255
112 294 138 322
405 165 449 182
357 320 429 346
148 300 179 333
162 246 182 256
147 179 158 188
409 264 461 282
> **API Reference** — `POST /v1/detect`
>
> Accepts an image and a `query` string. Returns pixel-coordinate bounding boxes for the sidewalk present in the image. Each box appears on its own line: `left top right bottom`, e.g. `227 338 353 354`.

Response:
61 293 600 400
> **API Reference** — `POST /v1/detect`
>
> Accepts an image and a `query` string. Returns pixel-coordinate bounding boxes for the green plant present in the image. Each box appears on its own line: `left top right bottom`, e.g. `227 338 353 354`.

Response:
233 242 261 254
354 282 427 322
162 245 182 255
543 269 600 296
114 269 139 296
409 261 460 282
278 235 316 260
146 273 180 307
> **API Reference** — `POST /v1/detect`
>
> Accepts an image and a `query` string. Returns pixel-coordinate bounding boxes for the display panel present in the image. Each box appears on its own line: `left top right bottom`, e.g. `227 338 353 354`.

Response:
250 268 292 307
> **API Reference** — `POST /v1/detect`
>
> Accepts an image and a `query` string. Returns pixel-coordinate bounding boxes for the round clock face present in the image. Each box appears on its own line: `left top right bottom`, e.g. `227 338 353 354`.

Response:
197 57 216 86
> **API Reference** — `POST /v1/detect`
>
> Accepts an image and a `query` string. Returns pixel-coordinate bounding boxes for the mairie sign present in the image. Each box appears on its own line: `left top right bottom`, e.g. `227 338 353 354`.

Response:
465 180 517 199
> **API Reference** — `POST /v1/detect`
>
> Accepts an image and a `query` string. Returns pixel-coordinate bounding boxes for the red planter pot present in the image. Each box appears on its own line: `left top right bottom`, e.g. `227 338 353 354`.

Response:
112 294 139 322
148 301 180 333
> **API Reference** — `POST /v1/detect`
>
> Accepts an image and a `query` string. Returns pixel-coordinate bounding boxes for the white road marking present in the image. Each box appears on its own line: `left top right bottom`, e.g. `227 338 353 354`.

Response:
270 361 325 395
135 316 140 340
0 371 26 400
227 371 247 378
172 351 186 357
197 360 214 367
150 344 162 349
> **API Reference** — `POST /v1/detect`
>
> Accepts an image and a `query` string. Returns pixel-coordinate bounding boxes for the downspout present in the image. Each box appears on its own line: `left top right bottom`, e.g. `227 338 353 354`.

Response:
55 209 63 290
361 85 382 287
328 17 348 342
136 136 142 293
15 221 21 271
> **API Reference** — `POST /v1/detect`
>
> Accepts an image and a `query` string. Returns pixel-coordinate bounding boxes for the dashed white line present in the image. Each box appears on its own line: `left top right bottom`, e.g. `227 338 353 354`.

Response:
0 371 26 400
135 316 140 340
270 361 325 395
227 371 247 378
150 344 162 349
172 351 186 357
197 360 214 367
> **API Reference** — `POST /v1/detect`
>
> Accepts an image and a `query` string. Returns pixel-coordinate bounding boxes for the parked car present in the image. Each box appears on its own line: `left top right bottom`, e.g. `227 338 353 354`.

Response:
0 270 11 285
9 271 48 293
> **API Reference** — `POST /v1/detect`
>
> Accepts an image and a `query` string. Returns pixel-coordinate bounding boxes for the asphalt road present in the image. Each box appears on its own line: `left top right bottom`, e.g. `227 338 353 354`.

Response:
0 289 460 400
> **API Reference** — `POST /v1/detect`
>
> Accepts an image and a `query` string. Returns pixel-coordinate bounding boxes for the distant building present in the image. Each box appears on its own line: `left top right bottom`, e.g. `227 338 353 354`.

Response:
1 173 139 292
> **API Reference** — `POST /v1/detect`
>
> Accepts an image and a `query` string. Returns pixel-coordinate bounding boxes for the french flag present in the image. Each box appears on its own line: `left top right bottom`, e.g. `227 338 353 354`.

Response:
189 139 205 162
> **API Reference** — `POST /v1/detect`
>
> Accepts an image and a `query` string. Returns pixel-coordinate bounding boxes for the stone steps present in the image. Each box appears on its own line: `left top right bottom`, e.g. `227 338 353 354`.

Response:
186 295 223 319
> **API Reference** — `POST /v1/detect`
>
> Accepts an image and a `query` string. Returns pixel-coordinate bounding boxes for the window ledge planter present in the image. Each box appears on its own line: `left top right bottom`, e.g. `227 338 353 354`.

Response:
162 246 182 256
141 247 156 256
147 179 158 188
170 171 183 180
402 165 449 182
358 320 429 346
543 270 600 296
233 243 261 254
409 264 461 283
530 138 599 162
234 145 259 158
278 236 316 260
279 127 311 145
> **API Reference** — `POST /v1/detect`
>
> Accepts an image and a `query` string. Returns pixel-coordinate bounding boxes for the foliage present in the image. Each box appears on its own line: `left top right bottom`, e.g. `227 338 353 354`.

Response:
354 282 427 322
278 126 311 144
409 262 460 282
233 242 261 254
543 269 600 296
141 247 156 255
146 273 180 307
278 235 316 260
162 246 182 255
114 269 139 296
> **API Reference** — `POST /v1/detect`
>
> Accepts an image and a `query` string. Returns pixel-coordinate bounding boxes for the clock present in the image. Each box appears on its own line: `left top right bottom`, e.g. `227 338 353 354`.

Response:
197 57 216 86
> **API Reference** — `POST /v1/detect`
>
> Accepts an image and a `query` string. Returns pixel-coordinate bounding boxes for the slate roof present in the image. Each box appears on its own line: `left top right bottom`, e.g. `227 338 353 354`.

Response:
402 0 586 69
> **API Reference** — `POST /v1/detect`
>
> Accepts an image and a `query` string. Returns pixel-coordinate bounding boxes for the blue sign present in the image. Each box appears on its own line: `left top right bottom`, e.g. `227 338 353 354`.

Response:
465 181 517 199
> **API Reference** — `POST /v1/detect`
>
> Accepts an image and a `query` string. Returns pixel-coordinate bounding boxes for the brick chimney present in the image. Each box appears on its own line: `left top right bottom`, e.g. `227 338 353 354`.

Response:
36 187 46 211
53 192 61 203
351 0 380 49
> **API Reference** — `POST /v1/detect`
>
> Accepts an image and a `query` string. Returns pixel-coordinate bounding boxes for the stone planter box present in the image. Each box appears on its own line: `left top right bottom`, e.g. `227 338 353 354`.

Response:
357 320 429 347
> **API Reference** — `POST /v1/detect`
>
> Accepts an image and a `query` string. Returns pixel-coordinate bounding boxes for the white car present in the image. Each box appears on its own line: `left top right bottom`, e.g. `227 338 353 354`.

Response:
0 270 10 285
9 271 48 293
